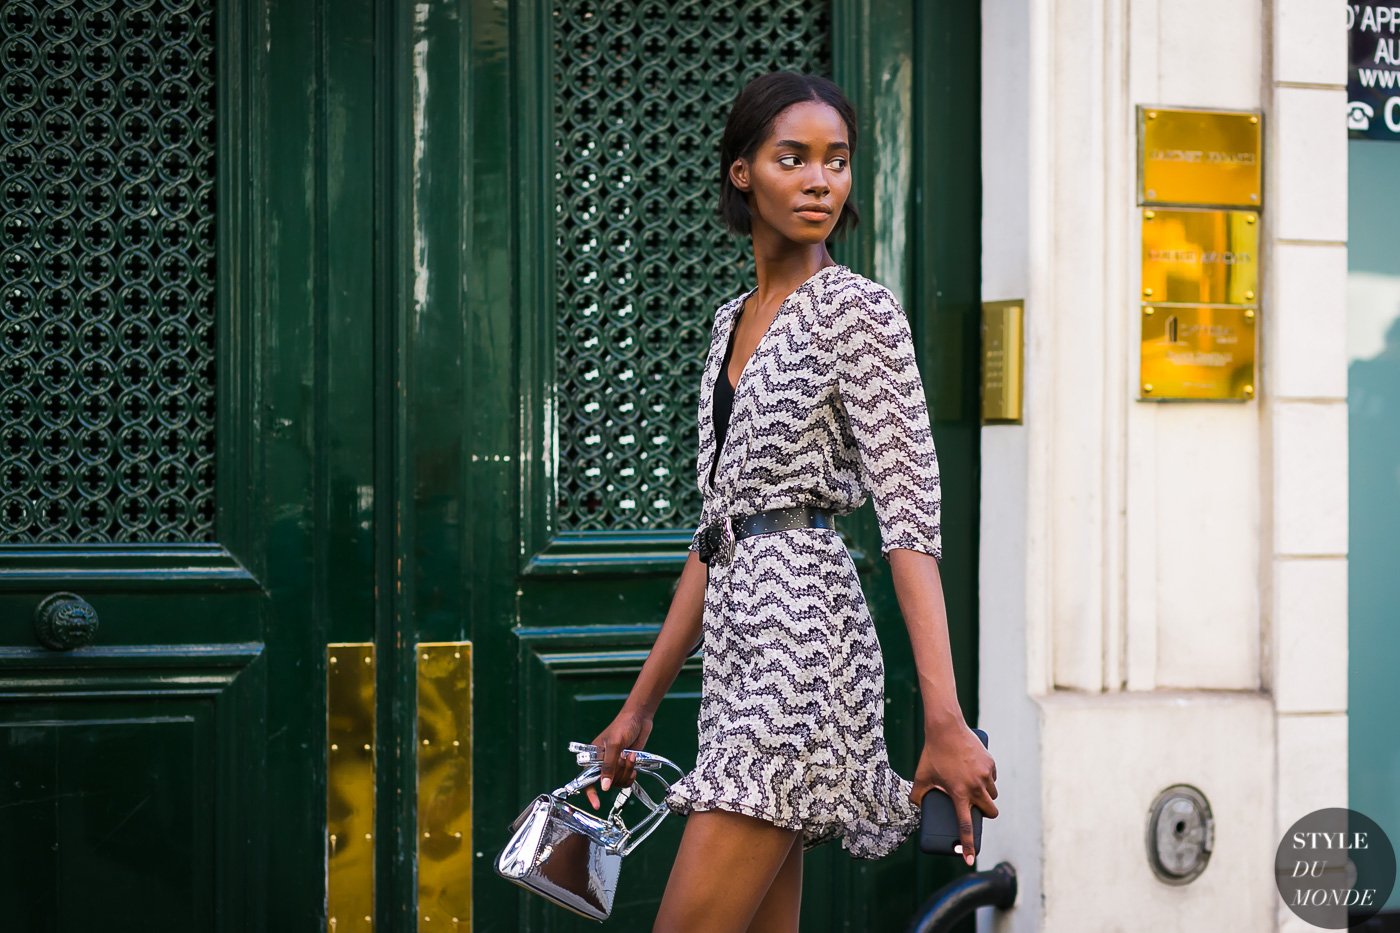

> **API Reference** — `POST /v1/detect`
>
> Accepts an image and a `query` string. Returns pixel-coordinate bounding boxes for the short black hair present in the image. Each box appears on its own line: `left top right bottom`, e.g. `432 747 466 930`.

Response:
717 71 860 242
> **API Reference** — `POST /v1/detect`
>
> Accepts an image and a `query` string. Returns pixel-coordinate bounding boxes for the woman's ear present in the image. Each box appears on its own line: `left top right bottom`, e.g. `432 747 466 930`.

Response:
728 158 750 193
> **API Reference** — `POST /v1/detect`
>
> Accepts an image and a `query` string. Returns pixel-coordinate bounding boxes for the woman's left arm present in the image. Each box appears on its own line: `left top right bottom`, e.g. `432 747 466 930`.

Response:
889 547 1000 866
829 281 998 865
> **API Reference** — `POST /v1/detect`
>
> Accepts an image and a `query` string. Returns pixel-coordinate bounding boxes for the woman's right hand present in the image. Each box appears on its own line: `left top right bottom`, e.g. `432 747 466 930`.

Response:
583 706 654 810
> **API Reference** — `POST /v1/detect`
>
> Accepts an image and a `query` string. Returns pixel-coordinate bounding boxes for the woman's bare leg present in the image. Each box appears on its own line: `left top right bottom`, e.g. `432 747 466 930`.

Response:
744 833 802 932
653 809 800 933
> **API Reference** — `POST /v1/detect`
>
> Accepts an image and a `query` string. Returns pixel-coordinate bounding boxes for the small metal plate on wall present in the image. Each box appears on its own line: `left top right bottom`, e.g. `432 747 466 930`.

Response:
1141 208 1259 305
328 643 376 932
1139 305 1256 401
417 642 472 932
981 300 1024 424
1139 107 1262 208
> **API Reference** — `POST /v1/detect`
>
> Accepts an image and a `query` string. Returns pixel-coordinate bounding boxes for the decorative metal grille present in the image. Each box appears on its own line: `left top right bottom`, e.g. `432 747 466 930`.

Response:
0 1 217 543
552 1 832 537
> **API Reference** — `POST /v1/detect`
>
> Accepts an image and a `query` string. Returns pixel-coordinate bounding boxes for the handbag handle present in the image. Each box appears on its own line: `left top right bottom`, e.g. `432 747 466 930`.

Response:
552 742 686 856
607 759 685 856
551 764 604 799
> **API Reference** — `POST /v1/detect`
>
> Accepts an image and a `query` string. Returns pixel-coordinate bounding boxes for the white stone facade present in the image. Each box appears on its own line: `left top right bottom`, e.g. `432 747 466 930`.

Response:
976 1 1349 929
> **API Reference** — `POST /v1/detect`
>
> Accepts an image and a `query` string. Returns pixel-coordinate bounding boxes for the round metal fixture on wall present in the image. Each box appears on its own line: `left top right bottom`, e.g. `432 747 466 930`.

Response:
1146 783 1214 884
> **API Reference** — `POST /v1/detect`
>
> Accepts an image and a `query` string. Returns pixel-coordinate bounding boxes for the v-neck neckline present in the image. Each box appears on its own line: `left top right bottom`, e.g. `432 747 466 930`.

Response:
706 263 845 496
724 262 845 396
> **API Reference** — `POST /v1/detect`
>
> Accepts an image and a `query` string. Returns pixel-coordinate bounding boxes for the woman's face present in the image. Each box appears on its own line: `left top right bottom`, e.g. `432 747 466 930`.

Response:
730 100 852 247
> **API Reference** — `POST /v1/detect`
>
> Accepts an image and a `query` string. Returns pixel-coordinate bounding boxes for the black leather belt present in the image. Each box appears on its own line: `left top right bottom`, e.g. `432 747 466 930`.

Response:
695 505 836 566
735 504 836 540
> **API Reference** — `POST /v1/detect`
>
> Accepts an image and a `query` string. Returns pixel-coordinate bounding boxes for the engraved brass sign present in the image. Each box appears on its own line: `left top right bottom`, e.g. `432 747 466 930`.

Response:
1139 305 1256 401
1139 107 1262 208
1141 208 1259 305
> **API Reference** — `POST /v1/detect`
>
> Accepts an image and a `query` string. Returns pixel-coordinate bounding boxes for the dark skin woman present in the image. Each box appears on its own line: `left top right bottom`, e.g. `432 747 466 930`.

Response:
585 80 998 932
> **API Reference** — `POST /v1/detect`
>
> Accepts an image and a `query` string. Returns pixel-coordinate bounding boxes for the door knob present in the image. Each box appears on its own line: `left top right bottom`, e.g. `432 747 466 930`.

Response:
33 592 99 651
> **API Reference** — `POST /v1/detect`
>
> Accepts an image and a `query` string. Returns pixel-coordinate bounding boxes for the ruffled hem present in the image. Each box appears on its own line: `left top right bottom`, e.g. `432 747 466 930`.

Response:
661 742 920 860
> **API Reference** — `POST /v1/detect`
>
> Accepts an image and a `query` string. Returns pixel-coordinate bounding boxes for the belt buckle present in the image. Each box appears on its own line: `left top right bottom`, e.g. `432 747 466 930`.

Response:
697 514 735 566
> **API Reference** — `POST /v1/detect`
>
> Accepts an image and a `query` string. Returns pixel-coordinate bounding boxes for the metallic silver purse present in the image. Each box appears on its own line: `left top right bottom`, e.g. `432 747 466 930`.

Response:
495 741 685 922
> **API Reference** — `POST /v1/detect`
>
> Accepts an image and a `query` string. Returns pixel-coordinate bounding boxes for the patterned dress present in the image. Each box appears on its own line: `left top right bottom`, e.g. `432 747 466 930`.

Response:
663 263 943 859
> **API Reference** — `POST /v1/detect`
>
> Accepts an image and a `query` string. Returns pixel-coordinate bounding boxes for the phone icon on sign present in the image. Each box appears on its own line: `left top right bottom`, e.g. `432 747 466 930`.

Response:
1349 101 1374 131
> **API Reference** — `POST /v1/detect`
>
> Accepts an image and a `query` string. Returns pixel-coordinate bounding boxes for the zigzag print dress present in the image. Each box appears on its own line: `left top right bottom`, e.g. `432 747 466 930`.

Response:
663 263 943 859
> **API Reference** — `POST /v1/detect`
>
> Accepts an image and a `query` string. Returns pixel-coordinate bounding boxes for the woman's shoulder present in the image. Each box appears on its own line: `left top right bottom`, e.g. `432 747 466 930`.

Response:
702 290 747 336
825 265 897 302
817 266 904 335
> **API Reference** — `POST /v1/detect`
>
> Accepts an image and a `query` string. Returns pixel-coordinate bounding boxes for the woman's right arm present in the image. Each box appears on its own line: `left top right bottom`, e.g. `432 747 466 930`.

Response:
584 550 707 809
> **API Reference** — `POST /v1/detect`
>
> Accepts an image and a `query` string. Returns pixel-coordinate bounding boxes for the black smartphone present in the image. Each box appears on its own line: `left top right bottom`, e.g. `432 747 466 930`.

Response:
917 727 989 857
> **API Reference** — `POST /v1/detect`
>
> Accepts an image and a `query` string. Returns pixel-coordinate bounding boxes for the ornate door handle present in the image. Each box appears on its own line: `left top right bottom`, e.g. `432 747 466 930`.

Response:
33 592 99 651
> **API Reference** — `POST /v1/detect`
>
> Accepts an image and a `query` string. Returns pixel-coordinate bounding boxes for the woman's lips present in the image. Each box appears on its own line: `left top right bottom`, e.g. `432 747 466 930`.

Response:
796 209 831 221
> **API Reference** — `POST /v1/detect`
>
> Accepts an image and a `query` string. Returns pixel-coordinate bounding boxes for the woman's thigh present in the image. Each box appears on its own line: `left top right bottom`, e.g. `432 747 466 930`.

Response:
653 808 799 933
745 834 802 933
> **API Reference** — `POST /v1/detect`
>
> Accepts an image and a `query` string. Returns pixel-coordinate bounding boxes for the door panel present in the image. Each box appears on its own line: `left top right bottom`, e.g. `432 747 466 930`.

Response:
0 645 262 933
0 0 275 928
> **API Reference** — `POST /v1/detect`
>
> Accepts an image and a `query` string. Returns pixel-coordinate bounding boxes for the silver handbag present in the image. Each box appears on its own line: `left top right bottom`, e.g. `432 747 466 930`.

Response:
495 741 685 922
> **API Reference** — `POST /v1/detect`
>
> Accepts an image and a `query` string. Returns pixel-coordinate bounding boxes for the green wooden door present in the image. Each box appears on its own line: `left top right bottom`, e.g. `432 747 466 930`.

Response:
462 1 984 931
0 0 376 929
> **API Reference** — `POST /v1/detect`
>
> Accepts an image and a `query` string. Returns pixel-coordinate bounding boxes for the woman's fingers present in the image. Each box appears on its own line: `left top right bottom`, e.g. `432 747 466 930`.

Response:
600 739 620 791
583 733 606 809
955 796 977 866
961 771 998 820
588 748 642 808
600 741 642 791
625 748 639 784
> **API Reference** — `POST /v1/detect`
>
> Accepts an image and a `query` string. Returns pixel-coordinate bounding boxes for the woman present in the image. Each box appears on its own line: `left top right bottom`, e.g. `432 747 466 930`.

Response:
584 72 999 931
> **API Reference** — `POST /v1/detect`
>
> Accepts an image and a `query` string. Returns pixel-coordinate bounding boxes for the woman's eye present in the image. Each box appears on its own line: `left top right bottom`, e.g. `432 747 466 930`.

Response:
778 154 847 169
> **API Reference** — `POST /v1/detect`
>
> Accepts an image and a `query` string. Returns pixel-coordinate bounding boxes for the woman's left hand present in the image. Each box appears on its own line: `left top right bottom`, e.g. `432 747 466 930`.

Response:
909 722 999 866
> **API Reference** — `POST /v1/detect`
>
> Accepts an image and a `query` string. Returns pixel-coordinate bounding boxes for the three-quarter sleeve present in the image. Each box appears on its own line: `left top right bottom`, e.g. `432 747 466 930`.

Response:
832 285 943 562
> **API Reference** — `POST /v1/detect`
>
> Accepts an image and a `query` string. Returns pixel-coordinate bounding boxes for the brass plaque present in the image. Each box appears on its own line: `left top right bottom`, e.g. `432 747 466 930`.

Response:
1139 107 1262 208
981 300 1024 424
328 644 376 932
417 643 472 932
1139 305 1256 401
1141 208 1259 305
